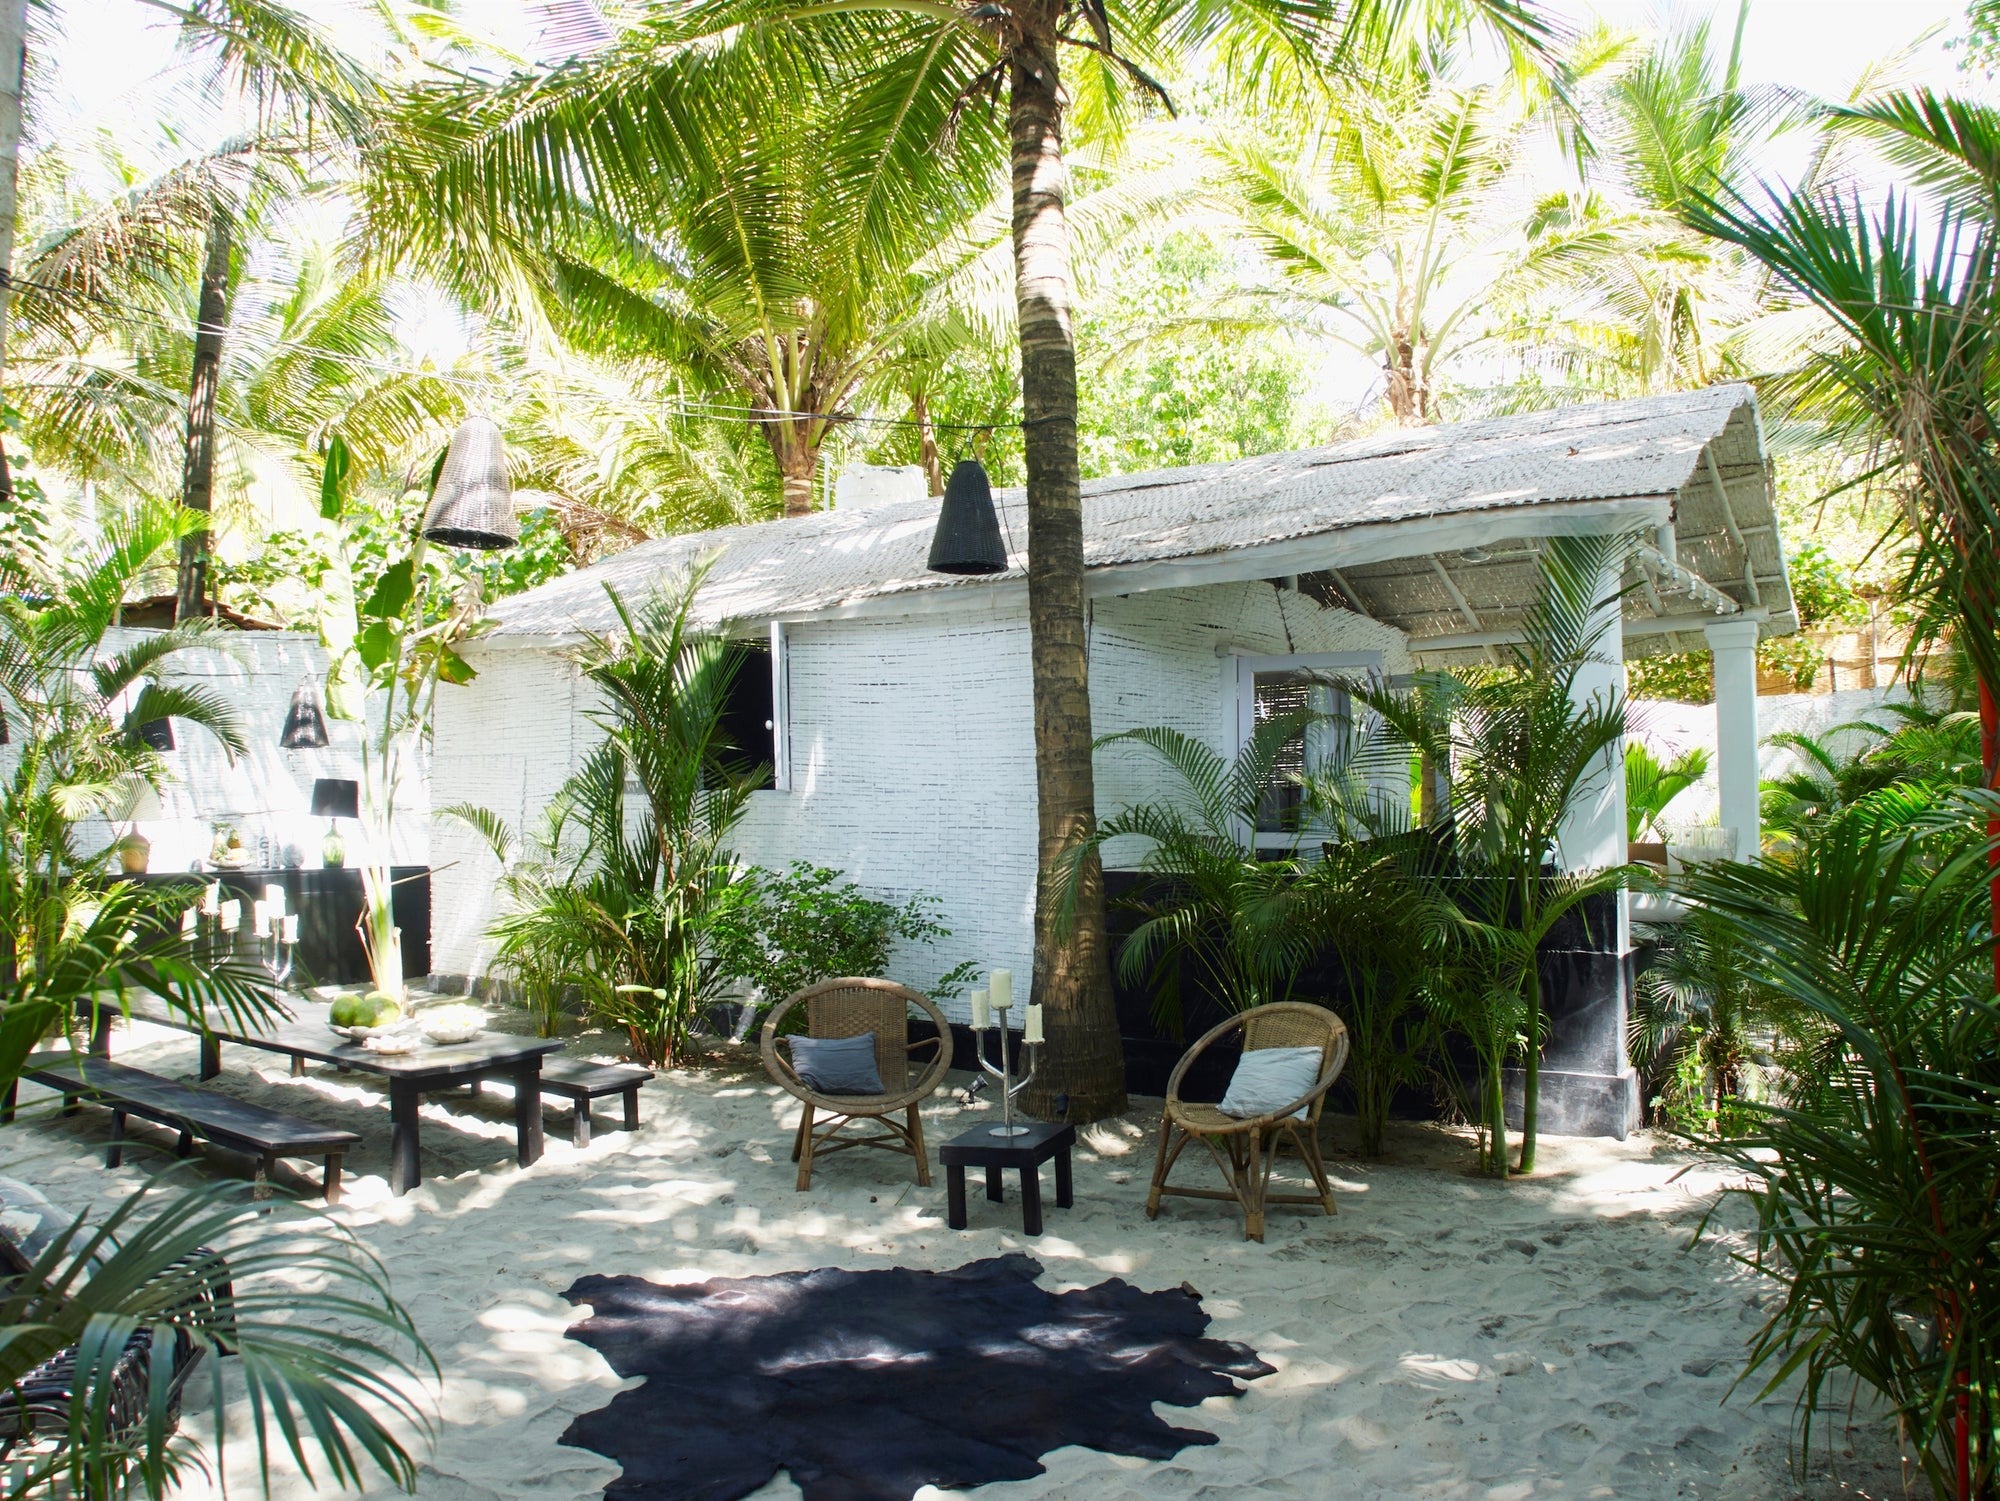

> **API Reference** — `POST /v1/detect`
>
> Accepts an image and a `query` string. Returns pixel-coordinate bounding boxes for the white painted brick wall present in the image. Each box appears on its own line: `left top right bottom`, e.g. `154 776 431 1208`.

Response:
428 581 1408 1020
1629 684 1914 831
6 629 427 874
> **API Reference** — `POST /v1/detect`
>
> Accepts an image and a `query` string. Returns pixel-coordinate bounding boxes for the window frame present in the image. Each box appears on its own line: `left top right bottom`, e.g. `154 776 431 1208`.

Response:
1222 649 1389 852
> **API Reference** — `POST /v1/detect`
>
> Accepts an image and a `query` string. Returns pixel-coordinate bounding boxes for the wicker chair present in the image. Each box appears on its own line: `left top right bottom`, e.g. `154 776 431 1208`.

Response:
1146 1002 1350 1242
0 1212 227 1464
760 979 954 1191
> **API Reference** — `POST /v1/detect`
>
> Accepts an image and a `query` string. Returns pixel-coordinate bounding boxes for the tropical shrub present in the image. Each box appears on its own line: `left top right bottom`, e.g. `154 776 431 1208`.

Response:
1761 698 1981 843
1060 715 1327 1034
1629 909 1785 1130
1350 534 1635 1174
1625 742 1709 841
452 564 754 1066
1679 792 2000 1500
712 863 976 1013
0 501 432 1496
1289 825 1446 1157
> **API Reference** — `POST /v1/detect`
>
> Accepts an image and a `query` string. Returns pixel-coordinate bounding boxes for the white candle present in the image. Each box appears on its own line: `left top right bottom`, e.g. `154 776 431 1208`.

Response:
1023 1004 1044 1045
201 882 220 916
282 913 300 944
252 900 270 938
989 969 1012 1012
970 988 989 1030
263 883 286 918
218 900 240 931
180 907 197 935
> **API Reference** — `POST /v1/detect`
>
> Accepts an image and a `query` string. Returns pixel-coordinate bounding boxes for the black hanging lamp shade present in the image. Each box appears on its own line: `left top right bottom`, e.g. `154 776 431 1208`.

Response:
136 717 174 751
926 459 1008 576
280 677 330 749
420 416 518 550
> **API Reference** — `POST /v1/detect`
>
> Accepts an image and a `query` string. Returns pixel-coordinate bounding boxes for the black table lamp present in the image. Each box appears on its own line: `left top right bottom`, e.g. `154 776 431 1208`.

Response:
310 778 360 867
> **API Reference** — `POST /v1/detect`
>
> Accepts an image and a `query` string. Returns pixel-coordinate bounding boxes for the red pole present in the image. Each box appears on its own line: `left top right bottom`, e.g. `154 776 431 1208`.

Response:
1976 676 1997 1501
1986 679 1999 995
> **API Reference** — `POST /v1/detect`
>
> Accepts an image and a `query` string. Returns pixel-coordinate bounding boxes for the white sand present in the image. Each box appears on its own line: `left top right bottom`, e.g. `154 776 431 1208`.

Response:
3 1019 1907 1501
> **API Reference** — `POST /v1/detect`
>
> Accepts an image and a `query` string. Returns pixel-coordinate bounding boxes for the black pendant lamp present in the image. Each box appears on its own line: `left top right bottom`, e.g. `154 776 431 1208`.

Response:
420 416 519 550
280 677 330 749
925 458 1008 576
136 717 174 751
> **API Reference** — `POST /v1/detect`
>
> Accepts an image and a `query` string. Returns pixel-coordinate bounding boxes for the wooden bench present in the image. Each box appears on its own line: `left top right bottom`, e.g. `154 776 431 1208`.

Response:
464 1058 652 1147
19 1059 359 1204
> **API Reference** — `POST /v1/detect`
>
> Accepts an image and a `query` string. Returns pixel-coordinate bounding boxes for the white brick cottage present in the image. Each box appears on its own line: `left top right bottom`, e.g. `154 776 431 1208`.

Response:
427 385 1796 1134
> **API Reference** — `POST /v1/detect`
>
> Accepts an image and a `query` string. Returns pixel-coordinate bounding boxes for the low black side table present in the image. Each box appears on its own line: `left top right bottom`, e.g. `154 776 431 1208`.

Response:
941 1121 1075 1236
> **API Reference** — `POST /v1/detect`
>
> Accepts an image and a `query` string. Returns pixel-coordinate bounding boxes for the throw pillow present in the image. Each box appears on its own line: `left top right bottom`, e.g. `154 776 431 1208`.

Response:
790 1033 885 1095
1217 1046 1323 1121
0 1176 88 1277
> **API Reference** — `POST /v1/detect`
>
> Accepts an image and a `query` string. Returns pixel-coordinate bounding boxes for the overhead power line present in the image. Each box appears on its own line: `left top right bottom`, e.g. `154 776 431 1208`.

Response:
2 269 1025 434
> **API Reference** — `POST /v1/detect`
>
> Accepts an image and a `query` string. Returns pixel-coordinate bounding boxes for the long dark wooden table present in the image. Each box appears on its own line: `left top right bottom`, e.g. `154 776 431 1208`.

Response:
126 998 564 1195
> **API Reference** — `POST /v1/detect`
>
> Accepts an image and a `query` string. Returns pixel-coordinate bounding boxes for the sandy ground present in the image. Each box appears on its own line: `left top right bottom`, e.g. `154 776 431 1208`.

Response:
1 1014 1910 1501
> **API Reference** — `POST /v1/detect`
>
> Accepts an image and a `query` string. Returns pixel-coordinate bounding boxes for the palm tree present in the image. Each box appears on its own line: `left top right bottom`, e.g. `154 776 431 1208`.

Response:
366 21 1002 519
1349 533 1634 1174
1682 93 2000 1501
0 494 432 1497
450 564 756 1064
1198 50 1593 424
362 0 1562 1122
1673 791 2000 1501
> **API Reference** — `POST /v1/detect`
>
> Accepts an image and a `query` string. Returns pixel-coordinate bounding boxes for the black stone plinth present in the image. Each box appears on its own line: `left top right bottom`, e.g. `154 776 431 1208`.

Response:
940 1121 1075 1236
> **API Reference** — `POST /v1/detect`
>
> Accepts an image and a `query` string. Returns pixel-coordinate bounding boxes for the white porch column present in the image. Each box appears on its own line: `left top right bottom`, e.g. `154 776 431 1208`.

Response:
1704 620 1761 861
1557 560 1628 877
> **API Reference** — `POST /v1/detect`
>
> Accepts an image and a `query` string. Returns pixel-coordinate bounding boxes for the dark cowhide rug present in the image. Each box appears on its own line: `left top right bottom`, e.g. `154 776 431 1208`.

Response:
558 1253 1272 1501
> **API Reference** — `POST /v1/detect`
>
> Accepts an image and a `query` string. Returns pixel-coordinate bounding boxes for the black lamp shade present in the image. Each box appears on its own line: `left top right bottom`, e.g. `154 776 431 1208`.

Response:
926 459 1008 576
280 679 330 749
310 777 360 820
421 416 519 550
136 717 174 751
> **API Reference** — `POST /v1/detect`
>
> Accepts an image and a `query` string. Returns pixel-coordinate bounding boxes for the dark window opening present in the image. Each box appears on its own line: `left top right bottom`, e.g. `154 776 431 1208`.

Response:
1251 669 1342 835
718 640 777 790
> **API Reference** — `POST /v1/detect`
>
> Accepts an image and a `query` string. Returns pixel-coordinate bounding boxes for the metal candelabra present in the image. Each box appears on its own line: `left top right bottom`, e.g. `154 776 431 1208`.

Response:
973 996 1040 1138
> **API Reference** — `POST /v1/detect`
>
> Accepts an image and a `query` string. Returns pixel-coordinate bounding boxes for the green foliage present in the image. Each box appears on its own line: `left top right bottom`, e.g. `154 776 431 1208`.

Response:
1351 534 1637 1174
712 863 976 1011
1061 714 1334 1032
1679 792 2000 1500
1628 650 1713 704
0 485 431 1496
1077 233 1316 473
1626 741 1709 841
1760 696 1982 844
460 565 753 1064
1630 908 1782 1131
1785 541 1868 627
1290 821 1448 1158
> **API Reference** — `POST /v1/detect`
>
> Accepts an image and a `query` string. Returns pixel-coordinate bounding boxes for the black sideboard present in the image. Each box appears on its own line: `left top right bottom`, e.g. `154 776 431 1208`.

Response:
124 867 431 986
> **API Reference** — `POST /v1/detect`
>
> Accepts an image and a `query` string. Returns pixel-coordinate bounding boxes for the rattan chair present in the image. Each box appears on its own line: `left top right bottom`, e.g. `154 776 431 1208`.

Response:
760 979 954 1191
1146 1002 1350 1242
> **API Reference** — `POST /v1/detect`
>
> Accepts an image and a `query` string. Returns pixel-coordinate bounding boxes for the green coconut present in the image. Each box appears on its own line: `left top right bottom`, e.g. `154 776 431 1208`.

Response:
331 992 403 1029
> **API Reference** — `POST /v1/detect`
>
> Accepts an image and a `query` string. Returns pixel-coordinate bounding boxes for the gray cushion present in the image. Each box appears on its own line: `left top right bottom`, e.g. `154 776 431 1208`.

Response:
790 1034 885 1095
1218 1046 1322 1121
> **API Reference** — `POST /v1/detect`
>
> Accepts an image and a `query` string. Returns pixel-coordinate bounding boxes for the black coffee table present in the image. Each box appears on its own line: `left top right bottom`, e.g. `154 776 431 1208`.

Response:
940 1121 1075 1236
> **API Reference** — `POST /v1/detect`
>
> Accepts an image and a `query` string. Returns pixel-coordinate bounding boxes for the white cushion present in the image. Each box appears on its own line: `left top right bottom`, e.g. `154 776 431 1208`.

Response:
1218 1046 1322 1121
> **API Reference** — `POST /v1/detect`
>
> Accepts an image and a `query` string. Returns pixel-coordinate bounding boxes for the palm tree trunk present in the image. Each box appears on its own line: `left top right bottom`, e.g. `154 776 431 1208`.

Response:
0 0 23 381
176 207 233 622
1007 12 1124 1123
0 0 24 557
